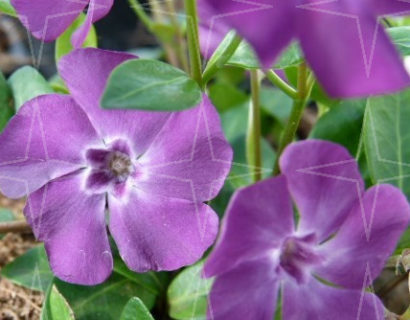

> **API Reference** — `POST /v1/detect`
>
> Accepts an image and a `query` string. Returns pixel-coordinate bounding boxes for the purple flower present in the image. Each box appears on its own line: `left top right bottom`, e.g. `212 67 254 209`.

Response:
200 0 410 97
11 0 113 47
204 140 409 320
0 48 232 285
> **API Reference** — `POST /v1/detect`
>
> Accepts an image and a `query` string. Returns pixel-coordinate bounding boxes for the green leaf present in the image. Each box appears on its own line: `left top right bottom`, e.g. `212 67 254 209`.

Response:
387 26 410 56
49 75 69 94
0 0 16 17
363 88 410 196
101 59 202 111
55 13 97 64
120 297 154 320
260 87 293 125
0 71 13 132
167 261 213 320
8 66 53 110
273 43 303 69
41 285 75 320
208 82 248 113
1 245 54 292
0 209 15 239
310 99 367 155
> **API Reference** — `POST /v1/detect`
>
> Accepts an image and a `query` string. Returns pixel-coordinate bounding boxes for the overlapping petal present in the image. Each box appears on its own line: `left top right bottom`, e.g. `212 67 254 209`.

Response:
0 94 101 198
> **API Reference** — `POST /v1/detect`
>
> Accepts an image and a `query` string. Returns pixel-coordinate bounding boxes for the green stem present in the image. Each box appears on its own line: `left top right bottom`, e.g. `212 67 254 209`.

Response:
247 70 262 182
273 63 313 175
127 0 154 30
165 0 189 72
202 34 242 85
184 0 203 86
265 69 297 99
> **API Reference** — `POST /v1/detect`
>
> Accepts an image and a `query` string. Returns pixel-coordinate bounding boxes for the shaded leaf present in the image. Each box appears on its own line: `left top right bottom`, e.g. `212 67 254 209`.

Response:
0 71 14 132
387 26 410 56
120 297 154 320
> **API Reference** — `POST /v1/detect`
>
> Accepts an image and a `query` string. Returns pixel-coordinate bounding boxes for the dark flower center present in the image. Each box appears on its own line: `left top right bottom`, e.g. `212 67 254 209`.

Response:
108 151 132 179
279 234 322 284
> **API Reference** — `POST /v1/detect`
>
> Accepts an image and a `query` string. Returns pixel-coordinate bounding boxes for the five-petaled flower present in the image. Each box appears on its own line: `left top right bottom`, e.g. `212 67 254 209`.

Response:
0 48 232 285
204 140 410 320
11 0 113 47
200 0 410 98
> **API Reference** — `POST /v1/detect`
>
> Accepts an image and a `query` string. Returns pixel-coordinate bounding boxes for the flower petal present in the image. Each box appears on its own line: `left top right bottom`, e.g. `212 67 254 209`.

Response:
201 0 296 68
11 0 86 41
298 3 410 97
59 48 171 155
108 190 218 272
0 94 101 198
280 140 364 242
204 176 293 277
71 0 114 48
282 278 384 320
315 184 410 289
137 95 232 202
24 172 112 285
207 257 279 320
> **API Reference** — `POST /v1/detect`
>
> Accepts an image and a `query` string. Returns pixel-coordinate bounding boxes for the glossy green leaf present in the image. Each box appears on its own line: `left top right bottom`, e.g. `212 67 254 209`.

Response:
55 13 97 64
120 297 154 320
101 59 202 111
273 42 303 69
363 89 410 196
310 99 367 155
1 245 53 292
167 261 213 320
8 66 53 110
387 26 410 56
0 0 16 17
0 71 13 132
41 285 75 320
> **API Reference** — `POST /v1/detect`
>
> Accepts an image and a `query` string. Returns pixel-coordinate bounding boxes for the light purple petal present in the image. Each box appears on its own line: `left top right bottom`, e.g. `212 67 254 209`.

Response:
0 94 101 199
315 184 410 289
207 257 279 320
369 0 410 16
24 172 112 285
71 0 114 48
11 0 86 41
204 176 293 277
298 2 410 97
201 0 296 68
59 48 171 155
137 95 232 202
280 140 364 242
282 278 384 320
108 190 218 272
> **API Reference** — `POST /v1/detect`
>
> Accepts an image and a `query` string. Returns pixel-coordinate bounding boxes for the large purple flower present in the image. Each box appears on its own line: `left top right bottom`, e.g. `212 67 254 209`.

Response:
11 0 113 47
0 48 232 285
204 140 409 320
200 0 410 97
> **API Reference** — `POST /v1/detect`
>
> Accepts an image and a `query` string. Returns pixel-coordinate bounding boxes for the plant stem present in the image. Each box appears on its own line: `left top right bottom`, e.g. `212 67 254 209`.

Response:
127 0 154 30
247 69 262 182
202 33 242 85
184 0 203 86
0 220 31 233
265 69 297 99
273 63 313 175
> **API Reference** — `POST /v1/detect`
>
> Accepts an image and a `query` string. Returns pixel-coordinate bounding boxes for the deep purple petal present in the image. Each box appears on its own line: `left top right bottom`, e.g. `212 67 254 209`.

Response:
282 278 384 320
11 0 86 41
71 0 114 47
108 190 218 272
0 94 101 198
280 140 364 242
315 184 410 289
24 172 112 285
298 2 410 97
207 257 279 320
201 0 296 68
137 95 232 202
204 176 293 277
59 48 171 155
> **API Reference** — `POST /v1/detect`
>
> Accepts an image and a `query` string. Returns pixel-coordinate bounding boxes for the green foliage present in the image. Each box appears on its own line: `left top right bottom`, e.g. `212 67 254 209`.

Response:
120 297 154 320
0 0 16 16
55 13 98 64
0 71 13 132
41 285 75 320
8 66 53 110
0 209 14 239
387 26 410 56
101 59 202 111
167 261 213 320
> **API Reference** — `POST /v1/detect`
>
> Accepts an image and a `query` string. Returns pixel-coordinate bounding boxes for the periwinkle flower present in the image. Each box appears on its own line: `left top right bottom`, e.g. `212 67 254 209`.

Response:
204 140 409 320
200 0 410 97
11 0 113 47
0 48 232 285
